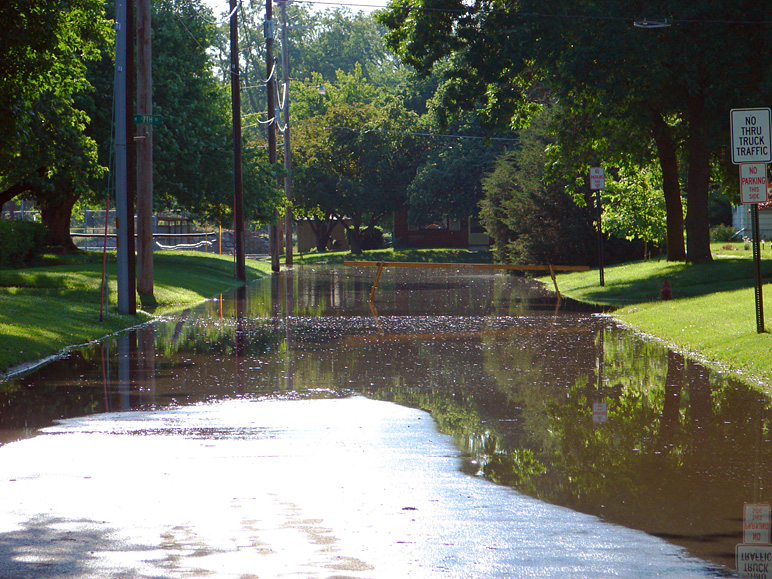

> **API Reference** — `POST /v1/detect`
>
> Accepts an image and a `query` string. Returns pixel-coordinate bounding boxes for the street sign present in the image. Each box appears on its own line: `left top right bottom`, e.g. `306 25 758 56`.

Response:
745 504 771 545
590 167 605 190
731 108 772 164
740 163 769 204
737 545 772 578
592 402 607 424
133 114 162 125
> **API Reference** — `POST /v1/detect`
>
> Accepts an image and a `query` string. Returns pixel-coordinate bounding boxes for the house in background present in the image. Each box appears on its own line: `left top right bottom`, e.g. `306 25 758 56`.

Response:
297 218 350 253
392 209 490 250
732 188 772 239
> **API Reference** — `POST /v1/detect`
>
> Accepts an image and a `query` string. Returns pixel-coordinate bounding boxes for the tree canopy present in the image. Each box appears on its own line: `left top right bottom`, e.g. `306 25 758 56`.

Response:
378 0 772 263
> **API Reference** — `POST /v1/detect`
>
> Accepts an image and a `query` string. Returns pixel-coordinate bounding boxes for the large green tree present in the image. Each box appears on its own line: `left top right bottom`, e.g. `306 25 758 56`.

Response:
378 0 772 263
0 0 110 248
292 68 422 253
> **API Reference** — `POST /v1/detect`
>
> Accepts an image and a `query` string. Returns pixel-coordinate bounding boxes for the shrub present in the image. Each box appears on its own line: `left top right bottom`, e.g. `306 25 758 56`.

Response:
710 224 738 242
348 227 385 251
0 220 49 267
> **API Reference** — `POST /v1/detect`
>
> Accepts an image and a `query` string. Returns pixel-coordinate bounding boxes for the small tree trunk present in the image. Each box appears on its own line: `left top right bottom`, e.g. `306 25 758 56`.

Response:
685 95 713 264
651 111 686 261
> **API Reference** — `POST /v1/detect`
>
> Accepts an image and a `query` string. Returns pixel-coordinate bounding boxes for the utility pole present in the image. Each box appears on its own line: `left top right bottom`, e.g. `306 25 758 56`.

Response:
230 0 246 281
280 0 293 266
115 0 130 314
115 0 137 315
126 0 137 314
137 0 154 296
266 0 280 273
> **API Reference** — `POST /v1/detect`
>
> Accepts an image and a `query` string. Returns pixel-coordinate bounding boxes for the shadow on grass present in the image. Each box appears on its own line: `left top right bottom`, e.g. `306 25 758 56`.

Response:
573 258 772 305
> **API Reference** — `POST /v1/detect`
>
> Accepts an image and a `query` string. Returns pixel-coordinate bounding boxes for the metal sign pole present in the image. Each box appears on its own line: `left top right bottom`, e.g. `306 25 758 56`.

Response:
752 204 764 333
731 109 771 334
590 167 605 287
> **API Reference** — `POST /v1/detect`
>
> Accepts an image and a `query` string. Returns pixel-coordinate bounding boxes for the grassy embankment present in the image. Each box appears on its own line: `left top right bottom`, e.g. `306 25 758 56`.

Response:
543 242 772 386
0 251 271 373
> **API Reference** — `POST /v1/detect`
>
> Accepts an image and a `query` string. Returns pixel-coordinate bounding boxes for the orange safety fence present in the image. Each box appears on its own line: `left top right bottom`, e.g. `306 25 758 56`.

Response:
343 260 590 302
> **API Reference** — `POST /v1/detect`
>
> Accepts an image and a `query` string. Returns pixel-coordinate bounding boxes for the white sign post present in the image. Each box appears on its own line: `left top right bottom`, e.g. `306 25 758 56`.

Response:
730 109 771 334
740 163 769 204
589 167 605 190
731 108 772 164
737 545 772 578
745 504 772 544
589 167 605 287
592 402 608 424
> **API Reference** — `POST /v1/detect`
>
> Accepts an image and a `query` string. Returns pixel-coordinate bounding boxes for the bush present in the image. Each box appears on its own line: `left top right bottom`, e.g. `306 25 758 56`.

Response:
0 220 49 267
348 227 385 252
710 224 738 242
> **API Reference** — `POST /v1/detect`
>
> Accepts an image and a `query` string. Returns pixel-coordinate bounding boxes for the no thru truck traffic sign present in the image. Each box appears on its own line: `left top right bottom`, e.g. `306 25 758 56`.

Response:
731 108 772 164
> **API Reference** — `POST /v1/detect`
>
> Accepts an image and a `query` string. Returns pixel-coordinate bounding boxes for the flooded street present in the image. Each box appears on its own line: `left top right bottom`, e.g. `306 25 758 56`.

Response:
0 265 764 578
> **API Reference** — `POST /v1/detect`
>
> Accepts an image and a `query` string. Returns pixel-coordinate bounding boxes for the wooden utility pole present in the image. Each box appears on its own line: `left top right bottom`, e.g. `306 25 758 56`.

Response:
137 0 154 296
266 0 280 273
230 0 246 281
280 0 293 266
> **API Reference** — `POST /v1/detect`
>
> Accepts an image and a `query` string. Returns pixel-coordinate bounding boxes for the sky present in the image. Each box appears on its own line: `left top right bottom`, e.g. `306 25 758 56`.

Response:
202 0 385 18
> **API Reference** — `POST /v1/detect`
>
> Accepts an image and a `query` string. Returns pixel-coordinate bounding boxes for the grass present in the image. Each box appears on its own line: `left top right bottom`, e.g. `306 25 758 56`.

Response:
0 251 271 374
543 244 772 386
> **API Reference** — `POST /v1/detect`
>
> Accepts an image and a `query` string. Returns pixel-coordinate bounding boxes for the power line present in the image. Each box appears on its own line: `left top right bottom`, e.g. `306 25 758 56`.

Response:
288 0 772 25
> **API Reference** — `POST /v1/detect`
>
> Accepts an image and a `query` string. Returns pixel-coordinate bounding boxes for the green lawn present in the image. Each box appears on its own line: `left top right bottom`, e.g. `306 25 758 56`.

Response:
544 248 772 386
0 251 271 373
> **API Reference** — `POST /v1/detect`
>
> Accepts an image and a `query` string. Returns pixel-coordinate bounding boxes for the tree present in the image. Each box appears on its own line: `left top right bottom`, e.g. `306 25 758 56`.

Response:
480 108 598 265
602 166 669 259
378 0 772 263
0 0 108 161
0 0 110 248
292 67 421 253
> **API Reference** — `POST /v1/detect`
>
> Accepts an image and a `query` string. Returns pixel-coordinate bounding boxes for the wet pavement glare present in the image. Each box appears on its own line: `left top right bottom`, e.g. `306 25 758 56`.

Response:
0 265 765 578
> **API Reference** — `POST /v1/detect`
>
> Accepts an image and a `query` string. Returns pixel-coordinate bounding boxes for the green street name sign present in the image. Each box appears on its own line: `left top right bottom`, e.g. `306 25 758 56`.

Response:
133 114 162 125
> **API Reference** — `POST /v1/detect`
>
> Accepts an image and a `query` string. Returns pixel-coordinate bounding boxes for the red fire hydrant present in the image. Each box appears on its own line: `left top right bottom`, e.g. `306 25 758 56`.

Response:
661 278 672 300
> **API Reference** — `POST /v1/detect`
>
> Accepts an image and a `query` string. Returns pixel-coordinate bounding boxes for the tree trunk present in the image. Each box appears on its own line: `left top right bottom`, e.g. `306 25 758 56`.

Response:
657 350 684 454
349 231 363 254
685 95 713 263
40 193 79 251
309 218 335 252
650 111 686 261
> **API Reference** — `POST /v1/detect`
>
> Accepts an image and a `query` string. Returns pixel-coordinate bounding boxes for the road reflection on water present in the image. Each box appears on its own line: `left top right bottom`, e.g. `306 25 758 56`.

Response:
1 265 764 576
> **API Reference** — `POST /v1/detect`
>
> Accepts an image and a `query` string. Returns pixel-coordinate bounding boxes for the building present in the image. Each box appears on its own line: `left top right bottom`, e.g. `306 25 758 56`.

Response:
392 210 490 250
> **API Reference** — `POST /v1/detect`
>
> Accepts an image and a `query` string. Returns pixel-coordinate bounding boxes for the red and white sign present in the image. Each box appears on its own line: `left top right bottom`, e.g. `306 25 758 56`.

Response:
745 504 772 545
589 167 605 191
740 163 768 204
592 402 607 424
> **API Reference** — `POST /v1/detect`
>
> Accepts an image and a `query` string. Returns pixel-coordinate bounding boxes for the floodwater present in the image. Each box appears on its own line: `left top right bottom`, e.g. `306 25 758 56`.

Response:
0 264 766 578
